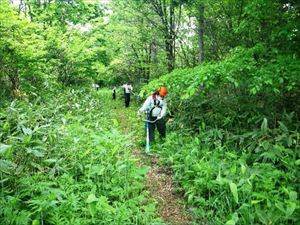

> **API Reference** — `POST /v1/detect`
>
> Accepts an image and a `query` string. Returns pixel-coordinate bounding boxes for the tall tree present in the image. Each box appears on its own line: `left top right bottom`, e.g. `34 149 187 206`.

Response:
142 0 183 72
185 0 205 64
0 1 46 96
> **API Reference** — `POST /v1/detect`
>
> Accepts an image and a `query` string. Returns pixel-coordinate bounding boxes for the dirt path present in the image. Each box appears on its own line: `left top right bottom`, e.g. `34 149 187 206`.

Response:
115 104 192 225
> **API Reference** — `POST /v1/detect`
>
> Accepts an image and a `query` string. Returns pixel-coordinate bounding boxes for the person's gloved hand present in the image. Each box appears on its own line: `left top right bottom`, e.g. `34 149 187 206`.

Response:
157 115 162 120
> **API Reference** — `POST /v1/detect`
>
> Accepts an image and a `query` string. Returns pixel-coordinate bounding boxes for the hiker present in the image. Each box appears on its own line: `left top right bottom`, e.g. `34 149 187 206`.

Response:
112 86 116 100
138 86 168 142
92 83 99 91
122 83 133 107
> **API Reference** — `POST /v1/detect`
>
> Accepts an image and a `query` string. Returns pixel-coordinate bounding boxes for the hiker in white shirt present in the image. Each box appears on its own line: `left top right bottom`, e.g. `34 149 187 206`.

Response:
122 83 133 107
92 83 99 91
138 86 168 142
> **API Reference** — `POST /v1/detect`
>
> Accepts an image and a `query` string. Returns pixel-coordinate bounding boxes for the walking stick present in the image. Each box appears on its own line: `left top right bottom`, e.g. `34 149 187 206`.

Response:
145 112 150 154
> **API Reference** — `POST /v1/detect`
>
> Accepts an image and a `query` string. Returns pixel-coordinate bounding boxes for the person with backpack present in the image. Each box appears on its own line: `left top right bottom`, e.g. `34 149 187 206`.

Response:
122 83 133 107
138 86 168 142
112 86 116 100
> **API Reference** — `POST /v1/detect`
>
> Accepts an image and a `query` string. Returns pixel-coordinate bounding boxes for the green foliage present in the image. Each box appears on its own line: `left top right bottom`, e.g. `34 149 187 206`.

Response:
46 25 109 85
0 1 47 94
141 44 300 130
139 11 300 223
0 88 163 224
0 1 111 96
1 1 300 225
151 129 299 224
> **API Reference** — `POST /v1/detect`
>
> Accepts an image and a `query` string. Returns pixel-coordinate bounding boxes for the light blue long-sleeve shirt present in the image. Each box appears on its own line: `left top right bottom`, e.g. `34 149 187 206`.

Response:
139 95 167 117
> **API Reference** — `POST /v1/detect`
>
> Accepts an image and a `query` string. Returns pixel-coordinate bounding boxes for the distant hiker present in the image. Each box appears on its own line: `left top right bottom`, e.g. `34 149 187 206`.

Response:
138 86 168 142
93 83 99 91
112 86 116 100
122 83 133 107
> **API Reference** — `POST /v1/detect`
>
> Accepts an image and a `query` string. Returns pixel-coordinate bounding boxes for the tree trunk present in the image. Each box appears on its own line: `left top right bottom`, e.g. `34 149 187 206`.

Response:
9 72 20 97
149 0 178 72
165 33 174 72
197 4 205 64
168 0 175 72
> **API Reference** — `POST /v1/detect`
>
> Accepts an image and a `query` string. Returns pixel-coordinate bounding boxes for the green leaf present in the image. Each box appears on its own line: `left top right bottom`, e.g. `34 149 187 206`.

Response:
240 164 246 175
22 127 33 135
26 147 45 157
225 152 237 159
86 193 98 203
0 144 11 154
225 219 236 225
289 191 297 201
0 160 16 174
32 219 40 225
286 202 296 216
261 118 268 132
251 199 263 204
278 122 288 132
134 166 149 178
98 196 115 212
216 171 229 185
187 193 194 204
225 213 239 225
229 182 239 204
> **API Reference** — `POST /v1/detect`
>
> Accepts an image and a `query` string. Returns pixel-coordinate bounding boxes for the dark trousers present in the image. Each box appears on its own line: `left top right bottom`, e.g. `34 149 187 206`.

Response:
125 93 130 107
112 92 116 100
148 117 166 142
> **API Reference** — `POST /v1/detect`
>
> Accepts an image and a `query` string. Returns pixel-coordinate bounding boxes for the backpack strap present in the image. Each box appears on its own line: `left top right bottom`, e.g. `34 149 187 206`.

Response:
149 95 162 118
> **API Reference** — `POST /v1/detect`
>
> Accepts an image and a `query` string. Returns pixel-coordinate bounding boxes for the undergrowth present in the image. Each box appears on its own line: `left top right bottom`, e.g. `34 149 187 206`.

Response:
0 88 164 225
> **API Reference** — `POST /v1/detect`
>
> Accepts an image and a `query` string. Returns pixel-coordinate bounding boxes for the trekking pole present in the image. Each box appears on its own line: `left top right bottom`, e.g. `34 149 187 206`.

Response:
145 112 150 154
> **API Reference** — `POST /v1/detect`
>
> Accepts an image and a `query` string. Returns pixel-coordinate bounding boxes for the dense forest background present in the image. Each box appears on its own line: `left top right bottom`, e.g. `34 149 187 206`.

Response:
1 0 300 224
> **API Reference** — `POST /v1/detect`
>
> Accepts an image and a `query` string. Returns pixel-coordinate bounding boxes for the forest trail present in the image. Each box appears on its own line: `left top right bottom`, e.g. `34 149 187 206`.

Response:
113 98 192 225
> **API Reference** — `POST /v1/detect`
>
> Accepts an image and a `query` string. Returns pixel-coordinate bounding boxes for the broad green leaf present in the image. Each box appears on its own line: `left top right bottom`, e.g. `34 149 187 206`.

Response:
32 219 40 225
26 148 45 157
216 171 229 185
225 213 239 225
0 144 11 154
278 121 288 132
261 118 268 132
240 164 246 175
22 127 33 135
251 200 263 204
187 193 194 204
99 196 115 212
134 166 149 178
225 152 237 159
0 160 16 174
286 202 296 216
229 182 239 204
289 191 297 201
275 201 285 213
225 219 236 225
86 193 98 203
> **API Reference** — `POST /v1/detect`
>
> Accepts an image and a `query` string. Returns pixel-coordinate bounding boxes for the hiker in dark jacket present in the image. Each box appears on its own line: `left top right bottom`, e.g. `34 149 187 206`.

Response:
112 86 116 100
